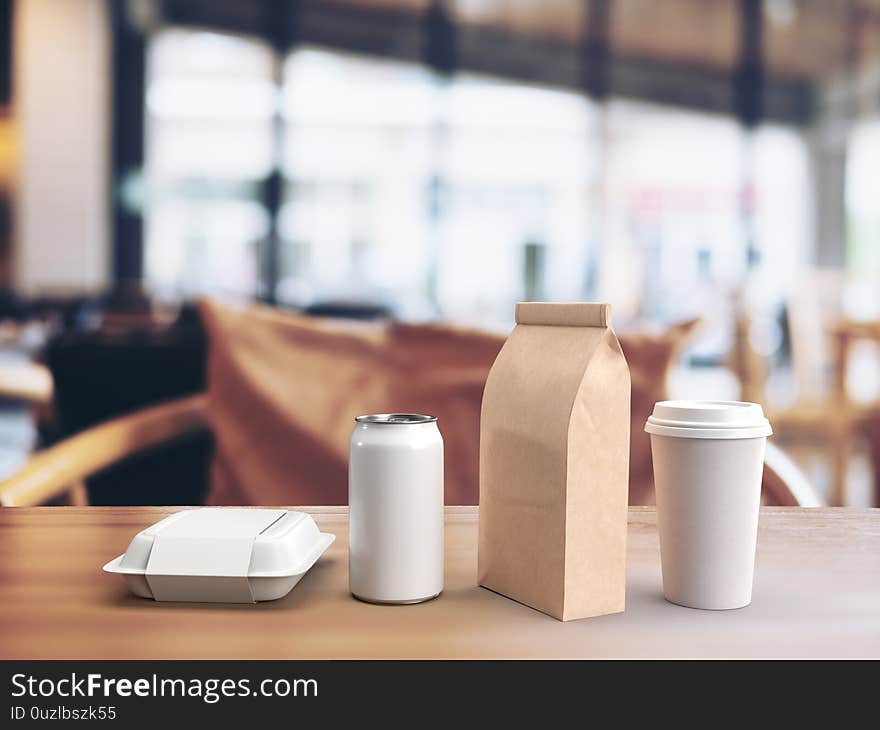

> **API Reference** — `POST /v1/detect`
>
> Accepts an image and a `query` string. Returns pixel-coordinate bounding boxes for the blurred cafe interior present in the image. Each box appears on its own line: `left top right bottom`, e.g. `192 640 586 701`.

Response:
0 0 879 509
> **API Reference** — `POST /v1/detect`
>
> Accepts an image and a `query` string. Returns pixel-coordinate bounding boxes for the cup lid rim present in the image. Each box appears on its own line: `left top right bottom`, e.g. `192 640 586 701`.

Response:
645 400 772 439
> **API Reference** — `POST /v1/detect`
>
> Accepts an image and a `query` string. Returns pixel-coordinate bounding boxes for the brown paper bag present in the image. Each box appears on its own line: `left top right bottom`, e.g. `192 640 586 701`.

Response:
478 302 630 621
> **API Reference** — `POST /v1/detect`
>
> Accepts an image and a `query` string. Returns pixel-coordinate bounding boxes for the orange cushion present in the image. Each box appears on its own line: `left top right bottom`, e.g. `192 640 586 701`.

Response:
199 298 696 506
199 298 502 505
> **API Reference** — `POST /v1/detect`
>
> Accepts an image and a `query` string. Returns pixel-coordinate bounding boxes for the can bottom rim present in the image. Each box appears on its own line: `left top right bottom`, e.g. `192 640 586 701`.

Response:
351 591 441 606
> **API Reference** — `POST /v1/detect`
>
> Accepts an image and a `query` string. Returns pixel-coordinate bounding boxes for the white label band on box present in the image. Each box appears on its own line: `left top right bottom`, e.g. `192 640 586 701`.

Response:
145 509 286 602
104 508 335 603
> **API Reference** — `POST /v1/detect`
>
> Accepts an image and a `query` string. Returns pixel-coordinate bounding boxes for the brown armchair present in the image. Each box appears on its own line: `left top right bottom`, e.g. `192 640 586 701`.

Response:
0 300 823 508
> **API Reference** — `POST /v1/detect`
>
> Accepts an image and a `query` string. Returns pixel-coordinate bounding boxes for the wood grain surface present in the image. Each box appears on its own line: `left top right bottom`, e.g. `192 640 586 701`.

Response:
0 506 878 659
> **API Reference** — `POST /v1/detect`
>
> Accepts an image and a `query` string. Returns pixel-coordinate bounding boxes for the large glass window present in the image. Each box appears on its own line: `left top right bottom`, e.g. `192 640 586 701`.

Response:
281 49 597 327
280 49 435 317
598 101 810 358
144 29 275 299
146 37 599 327
143 31 812 339
433 74 597 327
847 119 880 319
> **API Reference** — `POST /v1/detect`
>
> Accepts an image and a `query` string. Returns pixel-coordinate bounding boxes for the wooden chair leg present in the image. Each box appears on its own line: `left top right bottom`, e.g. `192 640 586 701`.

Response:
830 330 850 506
65 480 89 506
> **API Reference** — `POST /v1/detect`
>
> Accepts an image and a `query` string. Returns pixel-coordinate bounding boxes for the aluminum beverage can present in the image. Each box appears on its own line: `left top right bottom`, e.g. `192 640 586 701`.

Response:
349 413 444 604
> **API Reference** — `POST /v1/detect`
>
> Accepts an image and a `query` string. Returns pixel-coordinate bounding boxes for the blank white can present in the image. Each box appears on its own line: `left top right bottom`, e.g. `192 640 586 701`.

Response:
349 413 444 604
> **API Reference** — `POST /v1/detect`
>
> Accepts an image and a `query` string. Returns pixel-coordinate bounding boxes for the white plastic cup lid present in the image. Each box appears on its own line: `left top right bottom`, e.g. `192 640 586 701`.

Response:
644 400 772 440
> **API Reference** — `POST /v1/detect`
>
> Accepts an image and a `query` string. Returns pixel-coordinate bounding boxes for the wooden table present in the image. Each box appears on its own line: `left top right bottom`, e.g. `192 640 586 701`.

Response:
1 506 878 659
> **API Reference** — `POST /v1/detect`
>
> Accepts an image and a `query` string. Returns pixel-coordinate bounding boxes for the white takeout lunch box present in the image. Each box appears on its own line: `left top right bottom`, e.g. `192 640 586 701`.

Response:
103 508 335 603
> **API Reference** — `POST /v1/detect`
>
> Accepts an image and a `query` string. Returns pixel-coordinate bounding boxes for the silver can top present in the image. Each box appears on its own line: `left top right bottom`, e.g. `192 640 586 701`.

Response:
355 413 437 425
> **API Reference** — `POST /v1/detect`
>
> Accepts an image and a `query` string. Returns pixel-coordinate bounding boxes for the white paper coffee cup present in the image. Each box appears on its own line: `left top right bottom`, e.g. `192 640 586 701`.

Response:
645 400 772 610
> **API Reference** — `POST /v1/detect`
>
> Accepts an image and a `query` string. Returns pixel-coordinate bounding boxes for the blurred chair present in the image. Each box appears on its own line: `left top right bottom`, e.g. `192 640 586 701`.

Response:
731 269 880 505
0 300 820 508
733 269 844 416
0 358 53 486
0 392 818 507
862 410 880 508
830 320 880 506
621 319 701 504
762 442 823 507
0 360 52 405
44 299 211 505
0 395 208 506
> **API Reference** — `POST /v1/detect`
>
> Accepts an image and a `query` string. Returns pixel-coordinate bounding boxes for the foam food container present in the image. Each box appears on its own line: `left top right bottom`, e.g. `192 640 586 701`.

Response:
103 508 335 603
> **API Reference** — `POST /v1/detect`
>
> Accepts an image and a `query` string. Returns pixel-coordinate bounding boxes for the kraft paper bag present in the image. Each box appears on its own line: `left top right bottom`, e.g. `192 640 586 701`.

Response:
478 302 630 621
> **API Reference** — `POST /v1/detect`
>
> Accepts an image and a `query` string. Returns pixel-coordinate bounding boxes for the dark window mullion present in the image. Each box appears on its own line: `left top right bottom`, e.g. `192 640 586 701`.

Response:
260 1 299 304
111 0 147 286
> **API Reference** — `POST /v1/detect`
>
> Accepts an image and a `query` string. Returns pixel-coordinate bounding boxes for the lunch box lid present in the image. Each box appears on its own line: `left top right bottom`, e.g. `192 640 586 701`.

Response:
103 508 335 583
